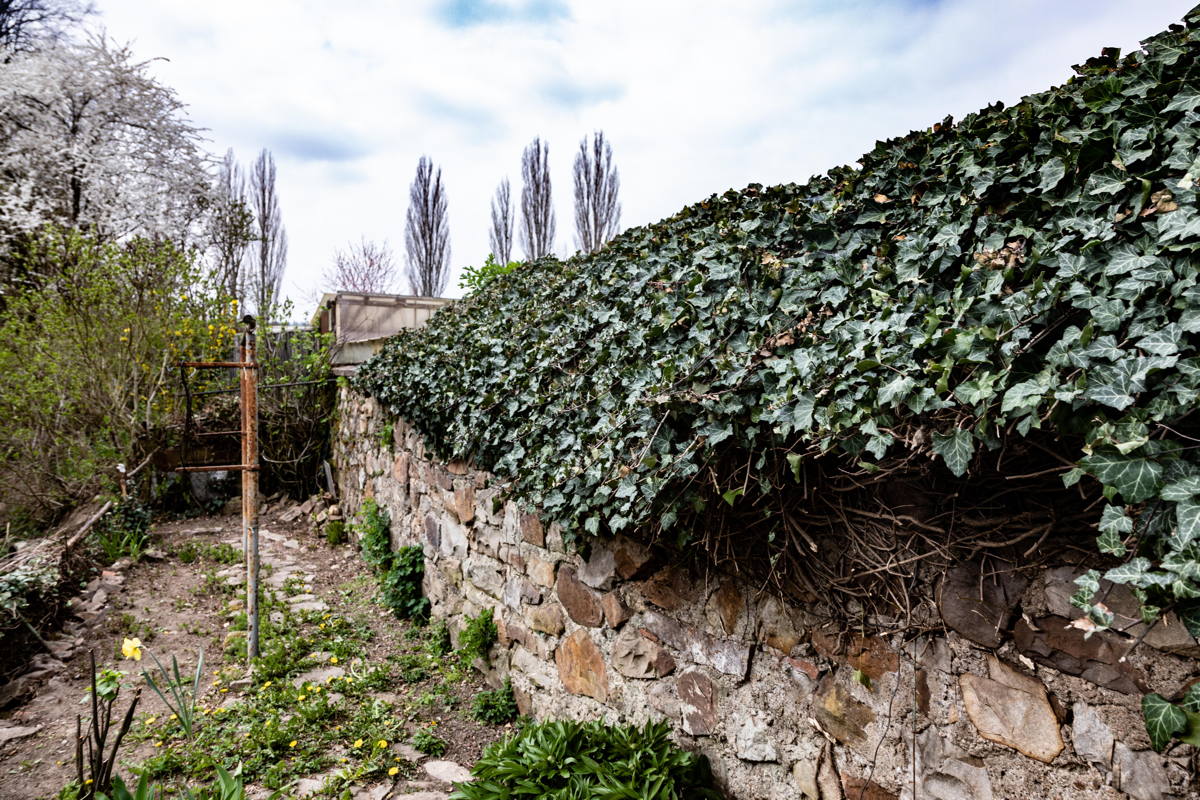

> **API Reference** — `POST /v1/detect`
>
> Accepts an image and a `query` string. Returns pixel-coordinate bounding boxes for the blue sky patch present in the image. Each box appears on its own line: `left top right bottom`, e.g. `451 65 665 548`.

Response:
435 0 567 28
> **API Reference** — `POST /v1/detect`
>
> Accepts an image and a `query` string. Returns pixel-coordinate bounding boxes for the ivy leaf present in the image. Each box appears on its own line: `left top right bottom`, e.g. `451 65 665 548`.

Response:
1164 91 1200 113
1179 605 1200 638
1104 246 1157 276
1182 684 1200 714
1038 158 1067 192
1079 449 1163 502
932 430 974 477
877 374 915 405
1143 693 1187 752
1105 557 1154 587
1170 499 1200 552
1162 475 1200 502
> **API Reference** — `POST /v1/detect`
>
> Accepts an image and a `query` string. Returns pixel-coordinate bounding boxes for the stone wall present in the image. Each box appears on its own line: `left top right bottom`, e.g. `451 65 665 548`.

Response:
333 386 1199 800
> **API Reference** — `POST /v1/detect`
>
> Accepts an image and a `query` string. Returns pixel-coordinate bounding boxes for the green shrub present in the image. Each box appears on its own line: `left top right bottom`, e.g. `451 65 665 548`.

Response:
470 679 518 724
410 728 447 757
356 499 392 572
379 545 429 622
449 719 720 800
458 254 521 295
93 497 152 563
423 620 452 657
324 520 346 546
456 608 496 666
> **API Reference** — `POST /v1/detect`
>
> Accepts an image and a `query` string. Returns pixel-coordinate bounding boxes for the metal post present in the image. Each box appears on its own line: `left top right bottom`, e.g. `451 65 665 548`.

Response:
240 316 261 662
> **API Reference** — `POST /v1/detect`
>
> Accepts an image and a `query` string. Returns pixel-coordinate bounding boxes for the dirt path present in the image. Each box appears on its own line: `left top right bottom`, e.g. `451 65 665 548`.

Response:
0 503 509 800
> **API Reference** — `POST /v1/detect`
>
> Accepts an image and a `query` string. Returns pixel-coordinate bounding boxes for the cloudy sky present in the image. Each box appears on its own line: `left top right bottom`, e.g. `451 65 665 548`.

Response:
92 0 1195 311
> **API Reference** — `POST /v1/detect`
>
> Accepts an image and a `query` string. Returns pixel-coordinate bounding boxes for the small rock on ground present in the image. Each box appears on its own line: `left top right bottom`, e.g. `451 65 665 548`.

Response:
423 761 472 784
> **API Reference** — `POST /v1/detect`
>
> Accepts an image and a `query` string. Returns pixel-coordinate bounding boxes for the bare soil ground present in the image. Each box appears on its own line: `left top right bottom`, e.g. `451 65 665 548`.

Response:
0 503 509 800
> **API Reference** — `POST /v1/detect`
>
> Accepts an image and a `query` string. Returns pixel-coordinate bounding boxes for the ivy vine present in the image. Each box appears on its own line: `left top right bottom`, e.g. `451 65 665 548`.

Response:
357 8 1200 742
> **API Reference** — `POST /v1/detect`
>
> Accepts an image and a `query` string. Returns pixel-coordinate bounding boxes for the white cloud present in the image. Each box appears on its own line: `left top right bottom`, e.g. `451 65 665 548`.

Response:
89 0 1196 311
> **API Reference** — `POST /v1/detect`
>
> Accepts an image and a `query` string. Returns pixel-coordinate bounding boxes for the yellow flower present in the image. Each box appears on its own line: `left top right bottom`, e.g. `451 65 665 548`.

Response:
169 713 177 721
353 738 364 748
121 638 143 661
84 779 94 786
289 740 298 748
154 741 163 748
297 694 307 702
145 716 156 725
388 767 399 776
312 686 322 693
329 655 339 664
376 739 387 748
262 681 272 689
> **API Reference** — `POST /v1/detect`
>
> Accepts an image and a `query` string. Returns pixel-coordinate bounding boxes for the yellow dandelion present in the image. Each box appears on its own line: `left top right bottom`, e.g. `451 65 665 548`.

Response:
169 713 177 721
330 655 339 664
154 741 163 748
262 681 272 689
353 738 364 748
388 767 399 776
297 694 306 702
289 740 297 748
376 739 387 748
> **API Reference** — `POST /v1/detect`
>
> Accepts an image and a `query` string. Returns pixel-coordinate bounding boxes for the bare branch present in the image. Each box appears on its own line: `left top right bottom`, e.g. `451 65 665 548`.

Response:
573 130 621 254
519 137 555 260
207 148 253 305
0 0 92 54
404 155 450 297
489 178 513 266
322 237 398 293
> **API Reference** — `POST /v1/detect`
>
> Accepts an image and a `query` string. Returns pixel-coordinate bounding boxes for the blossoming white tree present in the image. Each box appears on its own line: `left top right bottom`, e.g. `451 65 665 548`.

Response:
0 36 211 251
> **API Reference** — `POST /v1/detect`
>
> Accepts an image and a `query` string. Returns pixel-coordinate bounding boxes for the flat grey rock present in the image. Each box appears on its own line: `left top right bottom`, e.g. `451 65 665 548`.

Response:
423 761 472 784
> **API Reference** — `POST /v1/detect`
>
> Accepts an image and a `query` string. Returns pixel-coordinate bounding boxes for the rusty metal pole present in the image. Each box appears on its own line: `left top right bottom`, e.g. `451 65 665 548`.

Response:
241 316 261 662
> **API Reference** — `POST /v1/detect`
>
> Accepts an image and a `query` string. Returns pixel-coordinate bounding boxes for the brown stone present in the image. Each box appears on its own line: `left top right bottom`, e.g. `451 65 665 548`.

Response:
612 535 653 579
512 684 532 716
612 628 675 679
520 513 545 546
1013 615 1145 695
676 670 718 736
709 581 743 636
447 460 469 475
846 637 898 681
642 611 752 678
423 513 440 549
758 595 800 655
814 676 875 747
453 484 475 524
601 591 633 628
785 657 820 682
555 629 608 701
640 566 694 611
392 452 410 483
937 562 1028 648
497 617 535 651
841 776 898 800
527 604 565 636
556 566 604 627
527 555 558 588
959 656 1064 764
915 669 930 716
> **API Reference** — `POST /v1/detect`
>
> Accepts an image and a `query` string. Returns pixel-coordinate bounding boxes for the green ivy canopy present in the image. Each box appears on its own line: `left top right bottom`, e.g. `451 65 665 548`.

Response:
358 8 1200 639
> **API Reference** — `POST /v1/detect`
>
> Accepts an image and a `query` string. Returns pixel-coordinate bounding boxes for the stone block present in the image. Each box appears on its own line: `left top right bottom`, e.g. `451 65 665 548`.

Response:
527 555 558 588
520 512 545 546
707 581 744 636
502 577 542 610
601 591 633 628
959 656 1063 764
613 627 675 679
813 676 875 748
439 519 469 560
640 565 695 611
557 566 604 627
1013 614 1144 694
733 714 778 762
579 546 618 590
452 483 475 524
1113 743 1169 800
676 670 718 736
526 604 565 636
555 629 609 701
643 610 751 678
1071 701 1114 767
465 557 504 599
937 562 1027 648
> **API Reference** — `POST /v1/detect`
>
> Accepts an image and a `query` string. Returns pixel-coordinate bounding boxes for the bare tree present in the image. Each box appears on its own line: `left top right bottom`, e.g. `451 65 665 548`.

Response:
404 156 450 296
207 148 253 304
489 178 514 265
573 131 621 254
0 0 91 53
249 148 287 319
519 137 555 260
322 238 397 293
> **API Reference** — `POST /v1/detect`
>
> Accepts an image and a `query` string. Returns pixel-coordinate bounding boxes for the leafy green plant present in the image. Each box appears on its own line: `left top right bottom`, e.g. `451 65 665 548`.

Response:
94 497 152 563
410 727 447 757
449 719 720 800
356 499 392 572
379 546 430 621
470 680 518 724
378 421 395 450
325 520 346 546
141 648 204 740
458 254 521 295
456 608 496 667
1143 685 1200 751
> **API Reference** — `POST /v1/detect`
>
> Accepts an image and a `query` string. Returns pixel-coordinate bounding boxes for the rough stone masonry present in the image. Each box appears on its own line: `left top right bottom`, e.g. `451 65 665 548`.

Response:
334 386 1199 800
